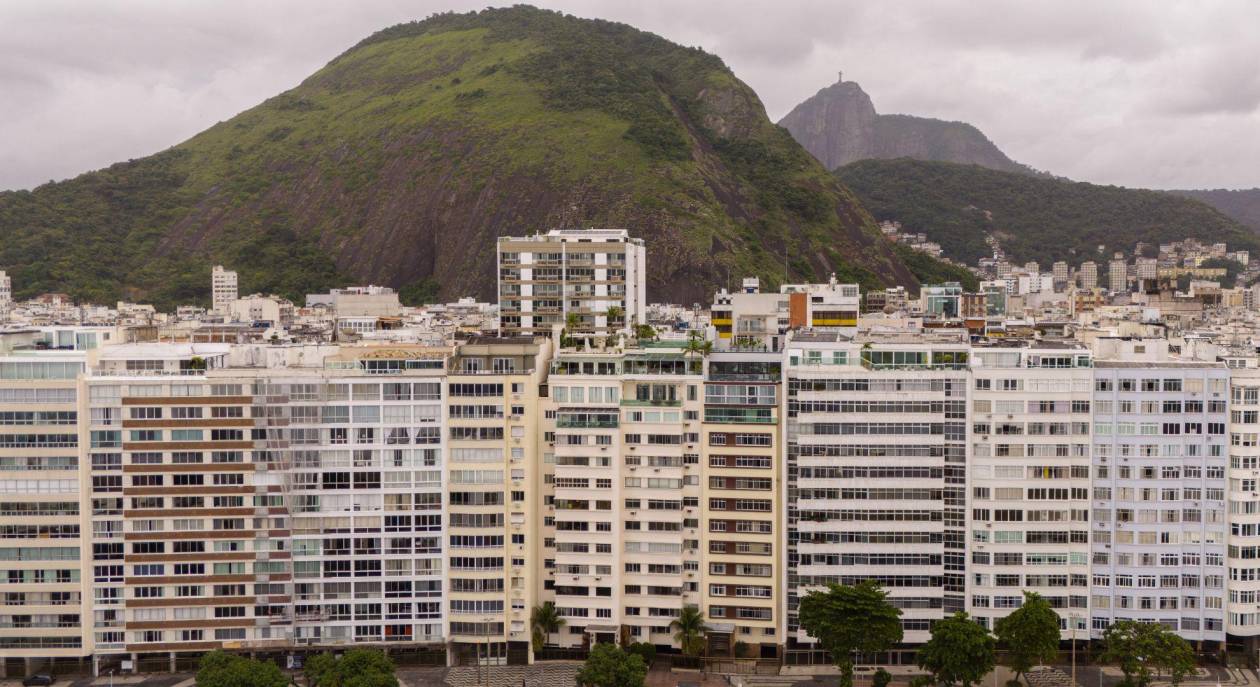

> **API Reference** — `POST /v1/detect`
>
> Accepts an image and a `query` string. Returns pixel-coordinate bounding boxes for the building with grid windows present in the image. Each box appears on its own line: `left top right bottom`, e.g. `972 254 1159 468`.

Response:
1089 340 1230 647
497 230 645 339
784 330 968 658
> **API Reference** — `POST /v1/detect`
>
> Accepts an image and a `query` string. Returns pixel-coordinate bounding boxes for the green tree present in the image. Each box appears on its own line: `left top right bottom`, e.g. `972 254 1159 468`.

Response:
633 323 656 341
575 643 647 687
671 604 707 657
916 612 995 687
993 592 1060 686
797 581 903 687
625 642 656 665
303 654 337 687
303 649 398 687
531 601 566 651
685 330 712 356
196 651 287 687
1099 620 1197 687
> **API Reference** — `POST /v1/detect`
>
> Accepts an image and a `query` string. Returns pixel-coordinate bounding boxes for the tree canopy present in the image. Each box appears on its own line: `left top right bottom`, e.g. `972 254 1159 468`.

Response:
916 612 995 687
993 592 1060 685
196 651 288 687
838 158 1260 268
1099 621 1197 687
797 581 904 687
575 643 648 687
303 649 398 687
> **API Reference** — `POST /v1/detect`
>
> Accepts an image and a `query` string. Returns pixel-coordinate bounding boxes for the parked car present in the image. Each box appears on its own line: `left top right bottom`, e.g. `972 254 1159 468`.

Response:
23 674 54 687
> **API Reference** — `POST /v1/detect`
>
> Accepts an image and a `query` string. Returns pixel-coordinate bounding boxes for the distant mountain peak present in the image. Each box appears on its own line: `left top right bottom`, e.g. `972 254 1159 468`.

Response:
779 77 1031 174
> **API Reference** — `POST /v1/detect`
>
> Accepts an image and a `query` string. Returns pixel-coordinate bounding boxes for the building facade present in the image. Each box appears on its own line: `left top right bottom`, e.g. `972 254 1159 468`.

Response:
0 352 90 675
497 230 646 339
967 344 1093 637
784 332 968 656
211 267 238 315
1090 358 1229 646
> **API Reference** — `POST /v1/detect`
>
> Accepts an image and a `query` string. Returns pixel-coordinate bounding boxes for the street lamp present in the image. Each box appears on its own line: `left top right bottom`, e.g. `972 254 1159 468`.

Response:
481 615 498 687
1070 615 1078 687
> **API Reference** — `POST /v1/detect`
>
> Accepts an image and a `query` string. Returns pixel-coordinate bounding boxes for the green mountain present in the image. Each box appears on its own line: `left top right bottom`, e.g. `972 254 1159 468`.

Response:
836 158 1260 267
780 77 1033 174
1169 188 1260 234
0 6 948 309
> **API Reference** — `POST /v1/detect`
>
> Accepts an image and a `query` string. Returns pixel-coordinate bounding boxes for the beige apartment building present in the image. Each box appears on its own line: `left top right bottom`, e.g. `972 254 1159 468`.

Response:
445 337 550 666
540 345 711 649
536 343 786 657
0 352 90 676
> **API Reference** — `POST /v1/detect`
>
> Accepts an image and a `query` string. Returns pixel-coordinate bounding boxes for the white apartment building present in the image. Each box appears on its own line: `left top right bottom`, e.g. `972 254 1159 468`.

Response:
1227 367 1260 649
211 267 238 315
1090 352 1229 647
967 343 1094 637
711 277 860 352
497 230 646 339
785 331 968 656
274 348 448 649
0 270 11 318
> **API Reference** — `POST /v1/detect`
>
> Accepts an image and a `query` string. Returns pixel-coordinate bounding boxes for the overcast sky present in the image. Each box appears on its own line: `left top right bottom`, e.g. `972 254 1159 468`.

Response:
3 0 1258 191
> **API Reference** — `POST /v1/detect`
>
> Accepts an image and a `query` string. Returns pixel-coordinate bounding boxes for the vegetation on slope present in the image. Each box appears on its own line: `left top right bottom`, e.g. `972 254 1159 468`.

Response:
837 158 1260 267
0 6 948 308
1169 188 1260 233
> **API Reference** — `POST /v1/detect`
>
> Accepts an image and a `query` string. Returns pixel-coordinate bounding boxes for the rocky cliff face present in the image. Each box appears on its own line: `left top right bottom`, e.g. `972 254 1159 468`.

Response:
779 77 1031 174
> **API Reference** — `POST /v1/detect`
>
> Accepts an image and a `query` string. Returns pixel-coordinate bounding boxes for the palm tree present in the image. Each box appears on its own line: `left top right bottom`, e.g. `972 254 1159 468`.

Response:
530 601 565 651
685 331 712 356
671 605 707 657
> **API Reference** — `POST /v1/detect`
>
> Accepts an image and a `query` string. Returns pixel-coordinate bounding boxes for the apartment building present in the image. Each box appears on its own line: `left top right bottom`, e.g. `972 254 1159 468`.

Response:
784 331 968 657
0 352 90 676
446 337 550 665
967 343 1094 637
1109 256 1128 293
1080 262 1098 291
541 346 705 648
701 352 782 657
710 277 859 352
273 347 448 650
1227 367 1260 649
497 230 646 339
1090 345 1229 647
542 350 628 647
0 270 11 318
83 345 290 670
211 267 238 315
